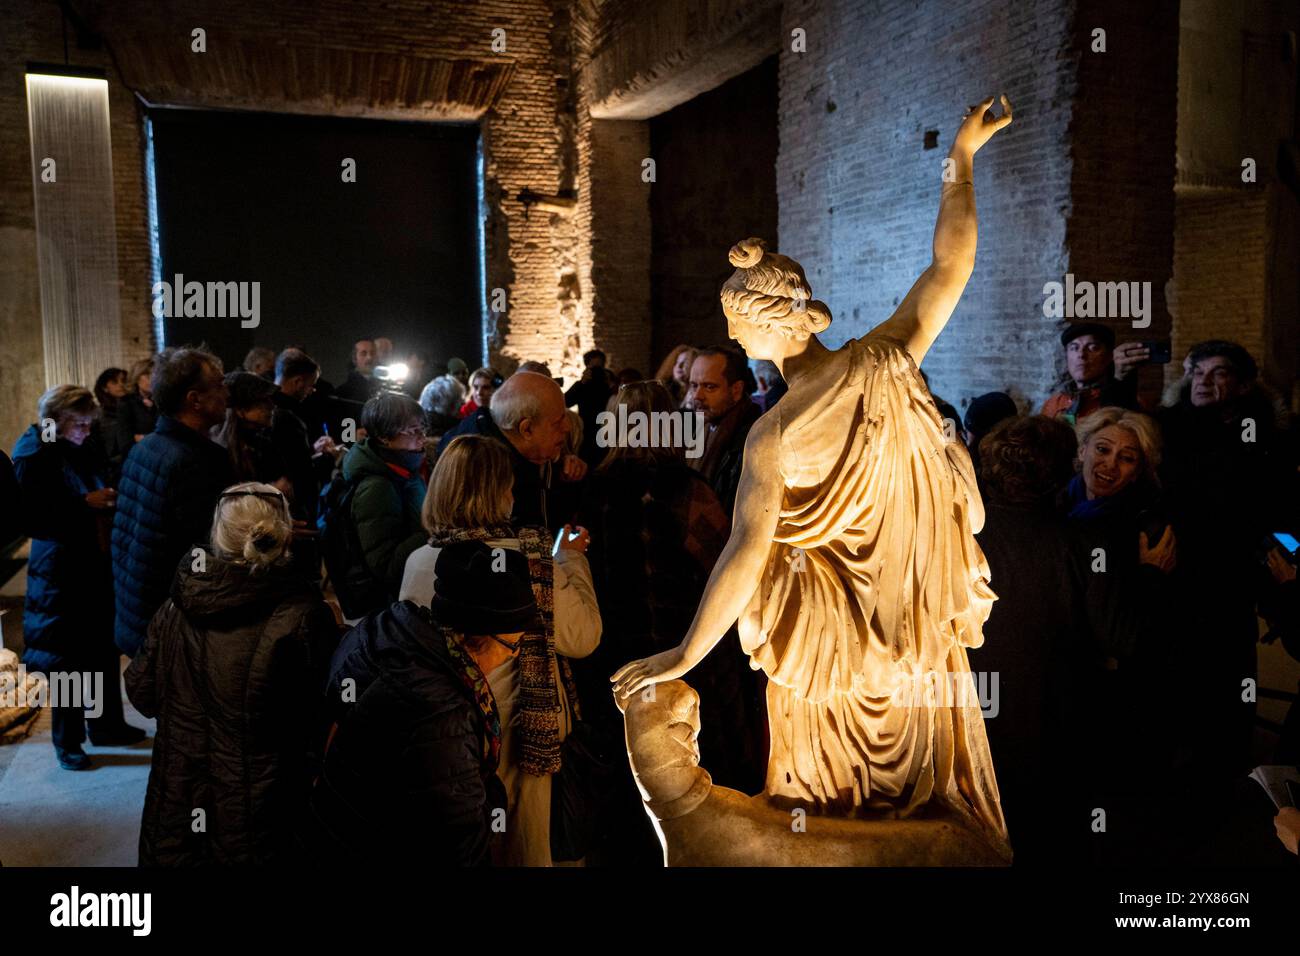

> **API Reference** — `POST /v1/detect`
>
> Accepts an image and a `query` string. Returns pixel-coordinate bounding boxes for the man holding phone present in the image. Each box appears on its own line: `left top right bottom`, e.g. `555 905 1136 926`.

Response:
1040 322 1156 424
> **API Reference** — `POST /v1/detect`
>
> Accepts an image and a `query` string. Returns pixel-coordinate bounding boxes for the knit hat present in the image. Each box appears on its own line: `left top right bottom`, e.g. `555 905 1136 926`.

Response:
431 541 538 635
1060 322 1115 349
224 371 278 409
964 391 1018 438
446 357 469 375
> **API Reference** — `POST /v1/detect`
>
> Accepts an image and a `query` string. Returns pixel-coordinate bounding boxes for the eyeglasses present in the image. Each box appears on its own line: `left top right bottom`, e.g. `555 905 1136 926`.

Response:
485 633 522 652
219 488 291 520
219 489 287 504
396 424 428 438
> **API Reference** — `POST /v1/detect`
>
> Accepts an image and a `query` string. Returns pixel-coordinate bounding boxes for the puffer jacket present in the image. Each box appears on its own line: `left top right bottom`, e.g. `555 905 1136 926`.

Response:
340 438 427 599
304 600 507 866
111 416 233 656
124 554 339 866
12 426 114 668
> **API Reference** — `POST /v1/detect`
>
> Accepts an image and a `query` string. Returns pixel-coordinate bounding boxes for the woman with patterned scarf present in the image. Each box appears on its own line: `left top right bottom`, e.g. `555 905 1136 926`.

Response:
399 434 602 865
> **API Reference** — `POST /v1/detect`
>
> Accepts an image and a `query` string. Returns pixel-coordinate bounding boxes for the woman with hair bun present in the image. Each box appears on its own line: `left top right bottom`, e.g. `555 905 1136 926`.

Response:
125 481 340 865
615 95 1015 859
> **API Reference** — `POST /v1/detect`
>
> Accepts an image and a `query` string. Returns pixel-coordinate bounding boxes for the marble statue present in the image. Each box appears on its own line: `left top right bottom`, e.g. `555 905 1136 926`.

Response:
613 95 1015 865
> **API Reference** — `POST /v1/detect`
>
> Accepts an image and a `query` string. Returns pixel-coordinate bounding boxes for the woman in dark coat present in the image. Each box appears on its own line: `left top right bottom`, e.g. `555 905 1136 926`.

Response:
214 371 290 489
1059 406 1178 862
113 355 159 462
125 482 339 865
13 386 143 770
970 414 1100 864
90 367 128 484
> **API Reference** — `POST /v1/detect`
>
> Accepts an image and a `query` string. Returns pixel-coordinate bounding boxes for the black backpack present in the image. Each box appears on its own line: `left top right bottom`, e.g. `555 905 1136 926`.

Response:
317 473 386 619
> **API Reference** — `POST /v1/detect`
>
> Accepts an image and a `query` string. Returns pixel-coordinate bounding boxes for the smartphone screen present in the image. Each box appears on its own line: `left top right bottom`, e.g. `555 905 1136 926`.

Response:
1273 532 1299 557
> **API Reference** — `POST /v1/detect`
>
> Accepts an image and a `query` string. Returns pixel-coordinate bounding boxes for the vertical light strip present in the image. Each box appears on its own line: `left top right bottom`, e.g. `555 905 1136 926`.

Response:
25 72 123 389
144 114 164 348
476 129 489 366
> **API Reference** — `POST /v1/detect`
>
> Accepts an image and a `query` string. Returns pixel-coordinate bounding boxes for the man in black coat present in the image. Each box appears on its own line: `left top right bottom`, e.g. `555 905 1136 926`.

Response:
564 349 615 467
334 338 380 405
111 348 232 657
305 543 534 866
271 349 340 520
1157 340 1297 780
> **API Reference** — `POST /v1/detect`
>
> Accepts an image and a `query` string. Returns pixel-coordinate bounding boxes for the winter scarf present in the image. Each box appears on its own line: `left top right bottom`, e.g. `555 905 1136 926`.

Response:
427 524 580 775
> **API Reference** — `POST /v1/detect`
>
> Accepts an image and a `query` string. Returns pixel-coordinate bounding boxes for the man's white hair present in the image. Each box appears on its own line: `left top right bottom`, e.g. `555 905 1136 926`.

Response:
490 371 554 432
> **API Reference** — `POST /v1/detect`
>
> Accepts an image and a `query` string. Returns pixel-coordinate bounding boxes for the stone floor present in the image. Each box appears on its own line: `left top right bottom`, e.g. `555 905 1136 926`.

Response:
0 663 154 867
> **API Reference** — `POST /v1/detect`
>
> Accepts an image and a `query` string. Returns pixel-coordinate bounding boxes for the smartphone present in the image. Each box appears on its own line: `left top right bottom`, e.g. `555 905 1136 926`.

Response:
1138 510 1168 546
553 526 581 554
1141 340 1172 364
1273 531 1299 562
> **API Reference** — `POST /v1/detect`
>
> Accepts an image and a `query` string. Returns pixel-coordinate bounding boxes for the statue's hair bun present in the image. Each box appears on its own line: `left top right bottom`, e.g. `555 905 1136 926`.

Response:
728 237 767 268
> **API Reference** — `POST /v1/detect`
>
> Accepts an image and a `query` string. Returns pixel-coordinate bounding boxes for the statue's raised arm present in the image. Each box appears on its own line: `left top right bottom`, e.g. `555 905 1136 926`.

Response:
871 94 1012 365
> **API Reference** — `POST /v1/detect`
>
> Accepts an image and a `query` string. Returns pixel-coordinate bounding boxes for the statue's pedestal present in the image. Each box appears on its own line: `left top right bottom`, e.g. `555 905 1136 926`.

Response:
622 680 1011 867
656 786 1010 866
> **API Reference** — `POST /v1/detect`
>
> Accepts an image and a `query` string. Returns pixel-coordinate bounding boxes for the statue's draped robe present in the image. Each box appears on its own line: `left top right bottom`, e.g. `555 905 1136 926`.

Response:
740 330 1008 844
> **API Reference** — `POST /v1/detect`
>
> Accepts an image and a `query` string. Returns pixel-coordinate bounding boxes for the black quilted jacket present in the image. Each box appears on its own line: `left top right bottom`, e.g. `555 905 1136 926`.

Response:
303 601 506 867
125 556 339 866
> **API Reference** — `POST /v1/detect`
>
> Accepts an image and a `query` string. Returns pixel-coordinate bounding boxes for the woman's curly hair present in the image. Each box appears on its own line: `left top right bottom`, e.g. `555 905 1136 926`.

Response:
719 237 833 340
978 415 1078 504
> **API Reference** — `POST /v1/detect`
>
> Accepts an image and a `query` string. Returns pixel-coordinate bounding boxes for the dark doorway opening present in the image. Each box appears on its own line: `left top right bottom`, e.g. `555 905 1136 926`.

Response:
147 107 482 385
649 55 779 362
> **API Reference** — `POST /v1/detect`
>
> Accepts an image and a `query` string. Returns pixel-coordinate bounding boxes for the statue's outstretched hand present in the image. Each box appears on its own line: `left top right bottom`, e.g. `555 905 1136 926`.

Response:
611 646 689 699
952 94 1012 157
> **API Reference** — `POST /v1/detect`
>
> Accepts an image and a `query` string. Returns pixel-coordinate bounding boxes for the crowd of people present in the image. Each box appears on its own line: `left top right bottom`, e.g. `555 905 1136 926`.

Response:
3 319 1298 865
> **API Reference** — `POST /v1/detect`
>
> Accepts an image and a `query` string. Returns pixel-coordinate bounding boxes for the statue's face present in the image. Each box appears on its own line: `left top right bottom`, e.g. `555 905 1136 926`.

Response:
728 315 794 362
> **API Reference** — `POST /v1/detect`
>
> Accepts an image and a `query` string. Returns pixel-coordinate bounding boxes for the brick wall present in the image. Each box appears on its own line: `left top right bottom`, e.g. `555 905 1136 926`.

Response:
1169 187 1270 368
1067 0 1180 405
776 0 1079 413
776 0 1180 414
587 118 652 374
